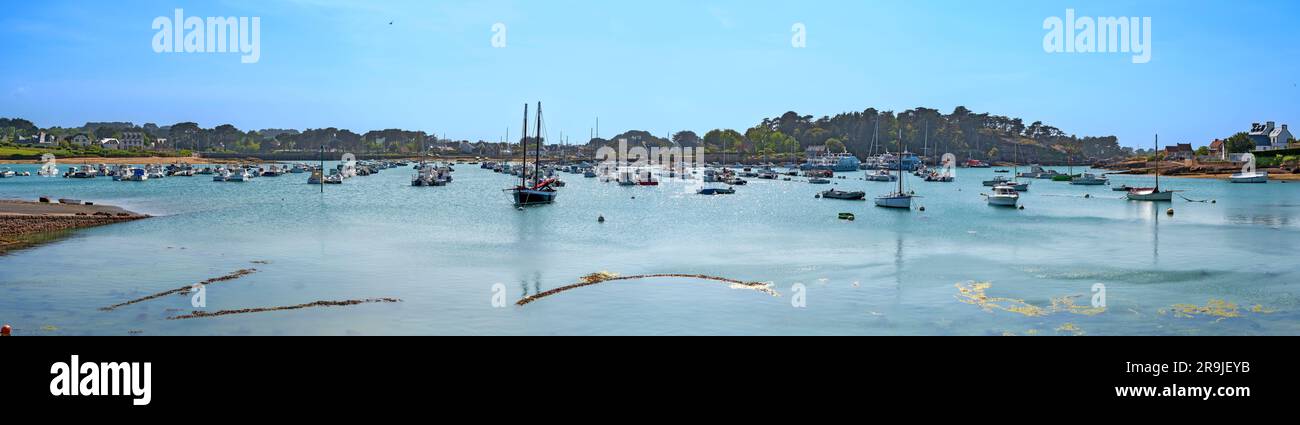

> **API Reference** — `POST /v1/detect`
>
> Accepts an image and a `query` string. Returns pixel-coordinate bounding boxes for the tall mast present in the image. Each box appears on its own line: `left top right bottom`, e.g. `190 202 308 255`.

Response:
534 102 542 183
1154 134 1160 191
520 103 528 188
897 128 904 194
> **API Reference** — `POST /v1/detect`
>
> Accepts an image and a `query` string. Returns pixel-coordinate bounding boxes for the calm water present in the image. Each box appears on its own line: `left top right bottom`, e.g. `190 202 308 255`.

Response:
2 162 1298 335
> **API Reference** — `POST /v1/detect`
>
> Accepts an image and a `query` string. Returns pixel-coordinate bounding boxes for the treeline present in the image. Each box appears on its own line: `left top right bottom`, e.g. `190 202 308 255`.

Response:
6 105 1129 162
582 107 1127 162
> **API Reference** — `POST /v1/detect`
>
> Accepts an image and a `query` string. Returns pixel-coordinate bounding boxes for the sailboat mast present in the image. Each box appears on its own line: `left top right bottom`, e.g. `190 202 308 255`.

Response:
534 102 542 183
520 103 528 188
1154 134 1160 191
897 129 904 194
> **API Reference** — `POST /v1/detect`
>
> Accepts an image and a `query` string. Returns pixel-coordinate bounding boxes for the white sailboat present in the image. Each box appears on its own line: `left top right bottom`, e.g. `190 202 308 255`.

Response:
1127 134 1176 201
875 129 914 209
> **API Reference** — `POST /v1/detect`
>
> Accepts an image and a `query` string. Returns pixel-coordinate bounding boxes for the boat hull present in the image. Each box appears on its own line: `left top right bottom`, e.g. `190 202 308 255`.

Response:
1229 173 1268 184
512 189 557 205
1126 190 1173 201
874 195 912 209
986 195 1019 207
821 190 866 200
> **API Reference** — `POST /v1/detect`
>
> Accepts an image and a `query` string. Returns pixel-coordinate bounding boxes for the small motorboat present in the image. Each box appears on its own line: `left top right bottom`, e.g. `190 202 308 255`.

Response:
984 185 1020 207
820 189 866 200
1112 185 1132 192
1070 173 1109 185
808 178 831 184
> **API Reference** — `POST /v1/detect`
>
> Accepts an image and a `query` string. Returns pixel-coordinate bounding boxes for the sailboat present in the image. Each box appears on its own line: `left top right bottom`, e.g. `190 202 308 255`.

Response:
1127 134 1176 201
506 102 559 206
875 129 914 209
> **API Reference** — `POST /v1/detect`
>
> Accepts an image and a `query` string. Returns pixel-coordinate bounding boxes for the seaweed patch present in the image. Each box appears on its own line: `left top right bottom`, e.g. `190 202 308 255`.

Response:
955 282 1107 318
167 298 402 320
1159 299 1275 322
516 272 779 306
100 268 258 311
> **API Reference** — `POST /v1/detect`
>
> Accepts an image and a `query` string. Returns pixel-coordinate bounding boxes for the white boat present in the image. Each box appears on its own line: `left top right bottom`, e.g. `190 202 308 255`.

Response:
865 169 896 182
226 168 252 182
122 167 148 182
1127 134 1177 202
1070 173 1109 185
875 128 914 209
982 175 1010 187
69 165 97 179
0 168 15 178
146 165 166 179
213 168 231 182
1229 171 1268 184
985 185 1020 207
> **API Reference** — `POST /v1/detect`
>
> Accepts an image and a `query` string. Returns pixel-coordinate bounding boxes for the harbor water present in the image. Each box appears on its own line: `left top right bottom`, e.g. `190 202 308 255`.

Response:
1 163 1297 335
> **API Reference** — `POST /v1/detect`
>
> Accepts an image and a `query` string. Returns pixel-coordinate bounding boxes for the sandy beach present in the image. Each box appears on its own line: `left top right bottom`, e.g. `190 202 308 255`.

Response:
0 199 149 254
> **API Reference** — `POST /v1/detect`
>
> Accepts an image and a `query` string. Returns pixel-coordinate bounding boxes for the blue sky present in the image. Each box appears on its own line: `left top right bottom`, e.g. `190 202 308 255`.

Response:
2 0 1297 148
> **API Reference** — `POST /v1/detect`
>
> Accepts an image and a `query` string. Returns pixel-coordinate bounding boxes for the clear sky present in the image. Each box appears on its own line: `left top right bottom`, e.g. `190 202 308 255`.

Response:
2 0 1297 148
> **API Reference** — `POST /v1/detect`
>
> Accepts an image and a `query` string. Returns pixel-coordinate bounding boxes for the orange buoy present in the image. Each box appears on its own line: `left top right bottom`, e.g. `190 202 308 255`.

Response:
1 324 11 336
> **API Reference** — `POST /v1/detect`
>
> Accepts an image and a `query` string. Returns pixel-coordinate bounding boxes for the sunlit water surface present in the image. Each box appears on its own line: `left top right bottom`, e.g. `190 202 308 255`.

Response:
1 162 1297 335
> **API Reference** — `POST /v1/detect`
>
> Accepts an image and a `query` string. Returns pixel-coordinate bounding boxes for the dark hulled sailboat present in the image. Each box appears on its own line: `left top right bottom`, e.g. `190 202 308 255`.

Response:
508 102 559 206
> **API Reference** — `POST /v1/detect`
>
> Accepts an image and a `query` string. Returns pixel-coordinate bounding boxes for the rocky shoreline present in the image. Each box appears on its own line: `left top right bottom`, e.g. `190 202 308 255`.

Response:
0 200 149 254
1096 159 1300 181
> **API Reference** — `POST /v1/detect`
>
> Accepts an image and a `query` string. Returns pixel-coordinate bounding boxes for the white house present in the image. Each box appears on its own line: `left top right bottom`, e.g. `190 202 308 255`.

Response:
1249 121 1293 152
99 138 121 150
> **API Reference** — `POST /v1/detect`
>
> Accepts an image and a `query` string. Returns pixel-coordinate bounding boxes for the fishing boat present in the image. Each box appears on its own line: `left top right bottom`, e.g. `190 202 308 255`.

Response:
875 129 915 209
1229 171 1268 184
1127 135 1176 202
261 165 285 177
307 169 324 185
820 189 866 200
225 168 252 182
69 165 96 179
122 167 149 182
506 103 560 206
984 185 1020 207
982 176 1011 187
1070 173 1109 185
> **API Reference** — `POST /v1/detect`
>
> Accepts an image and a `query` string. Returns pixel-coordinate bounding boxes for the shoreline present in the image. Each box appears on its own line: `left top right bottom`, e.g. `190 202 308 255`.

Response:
0 199 149 254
